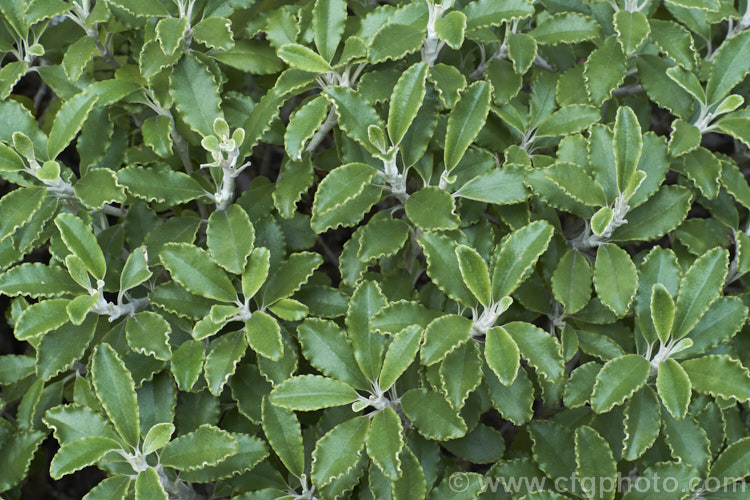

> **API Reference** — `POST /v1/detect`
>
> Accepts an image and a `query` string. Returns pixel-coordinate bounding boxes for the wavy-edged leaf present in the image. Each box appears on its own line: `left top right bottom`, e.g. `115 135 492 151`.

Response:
270 375 358 410
91 344 140 447
160 243 237 302
117 166 207 205
160 424 238 471
206 204 255 275
444 81 491 170
681 355 750 402
657 358 691 420
591 354 650 413
400 388 467 440
311 417 369 488
170 54 223 137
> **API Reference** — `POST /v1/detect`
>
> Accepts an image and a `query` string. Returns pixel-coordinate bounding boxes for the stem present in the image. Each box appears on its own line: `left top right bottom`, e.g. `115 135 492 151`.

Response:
305 107 337 155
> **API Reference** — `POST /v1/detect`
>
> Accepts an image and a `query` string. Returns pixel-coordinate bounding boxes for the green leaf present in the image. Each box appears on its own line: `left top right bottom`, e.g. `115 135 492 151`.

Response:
62 37 97 82
419 231 475 306
485 365 534 425
192 17 234 51
0 61 28 100
531 13 601 46
142 423 174 455
507 32 537 74
673 247 728 339
298 318 369 389
135 467 167 500
716 116 750 149
440 341 482 410
125 311 171 361
504 321 564 381
435 10 466 49
0 431 45 493
388 62 428 146
120 247 151 293
456 245 491 307
564 362 601 408
346 280 388 381
681 355 750 401
323 86 385 155
379 325 422 392
584 36 626 106
245 310 282 361
311 417 369 488
614 10 650 55
262 251 322 305
400 388 467 440
204 331 247 396
312 162 377 216
156 17 188 56
141 115 173 158
15 298 70 341
444 81 491 171
49 436 122 480
368 24 425 64
54 213 106 280
270 375 358 410
464 0 534 30
261 396 304 477
82 476 130 500
117 166 207 205
536 104 600 137
551 250 592 314
274 157 314 218
170 54 223 137
454 165 529 205
651 284 675 344
278 43 332 73
366 406 404 480
484 326 520 385
662 412 711 476
48 91 98 159
160 424 238 471
312 0 347 62
73 168 127 210
421 314 473 366
657 358 691 420
357 217 409 262
405 187 460 231
370 301 439 336
107 0 168 17
591 354 651 413
0 142 25 172
706 30 750 104
0 187 46 245
542 162 607 206
213 39 284 74
160 243 237 302
610 186 692 242
170 340 205 392
575 426 617 500
206 204 254 275
284 96 329 160
0 263 81 298
613 106 643 193
91 344 140 447
708 437 750 487
593 243 638 317
622 386 661 461
669 119 702 158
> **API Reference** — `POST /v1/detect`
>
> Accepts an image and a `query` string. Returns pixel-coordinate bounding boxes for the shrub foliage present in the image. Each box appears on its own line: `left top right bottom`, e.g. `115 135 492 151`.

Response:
1 0 750 498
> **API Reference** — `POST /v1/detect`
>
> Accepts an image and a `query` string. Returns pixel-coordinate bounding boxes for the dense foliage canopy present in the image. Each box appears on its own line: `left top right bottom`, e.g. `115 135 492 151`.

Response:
2 0 750 498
